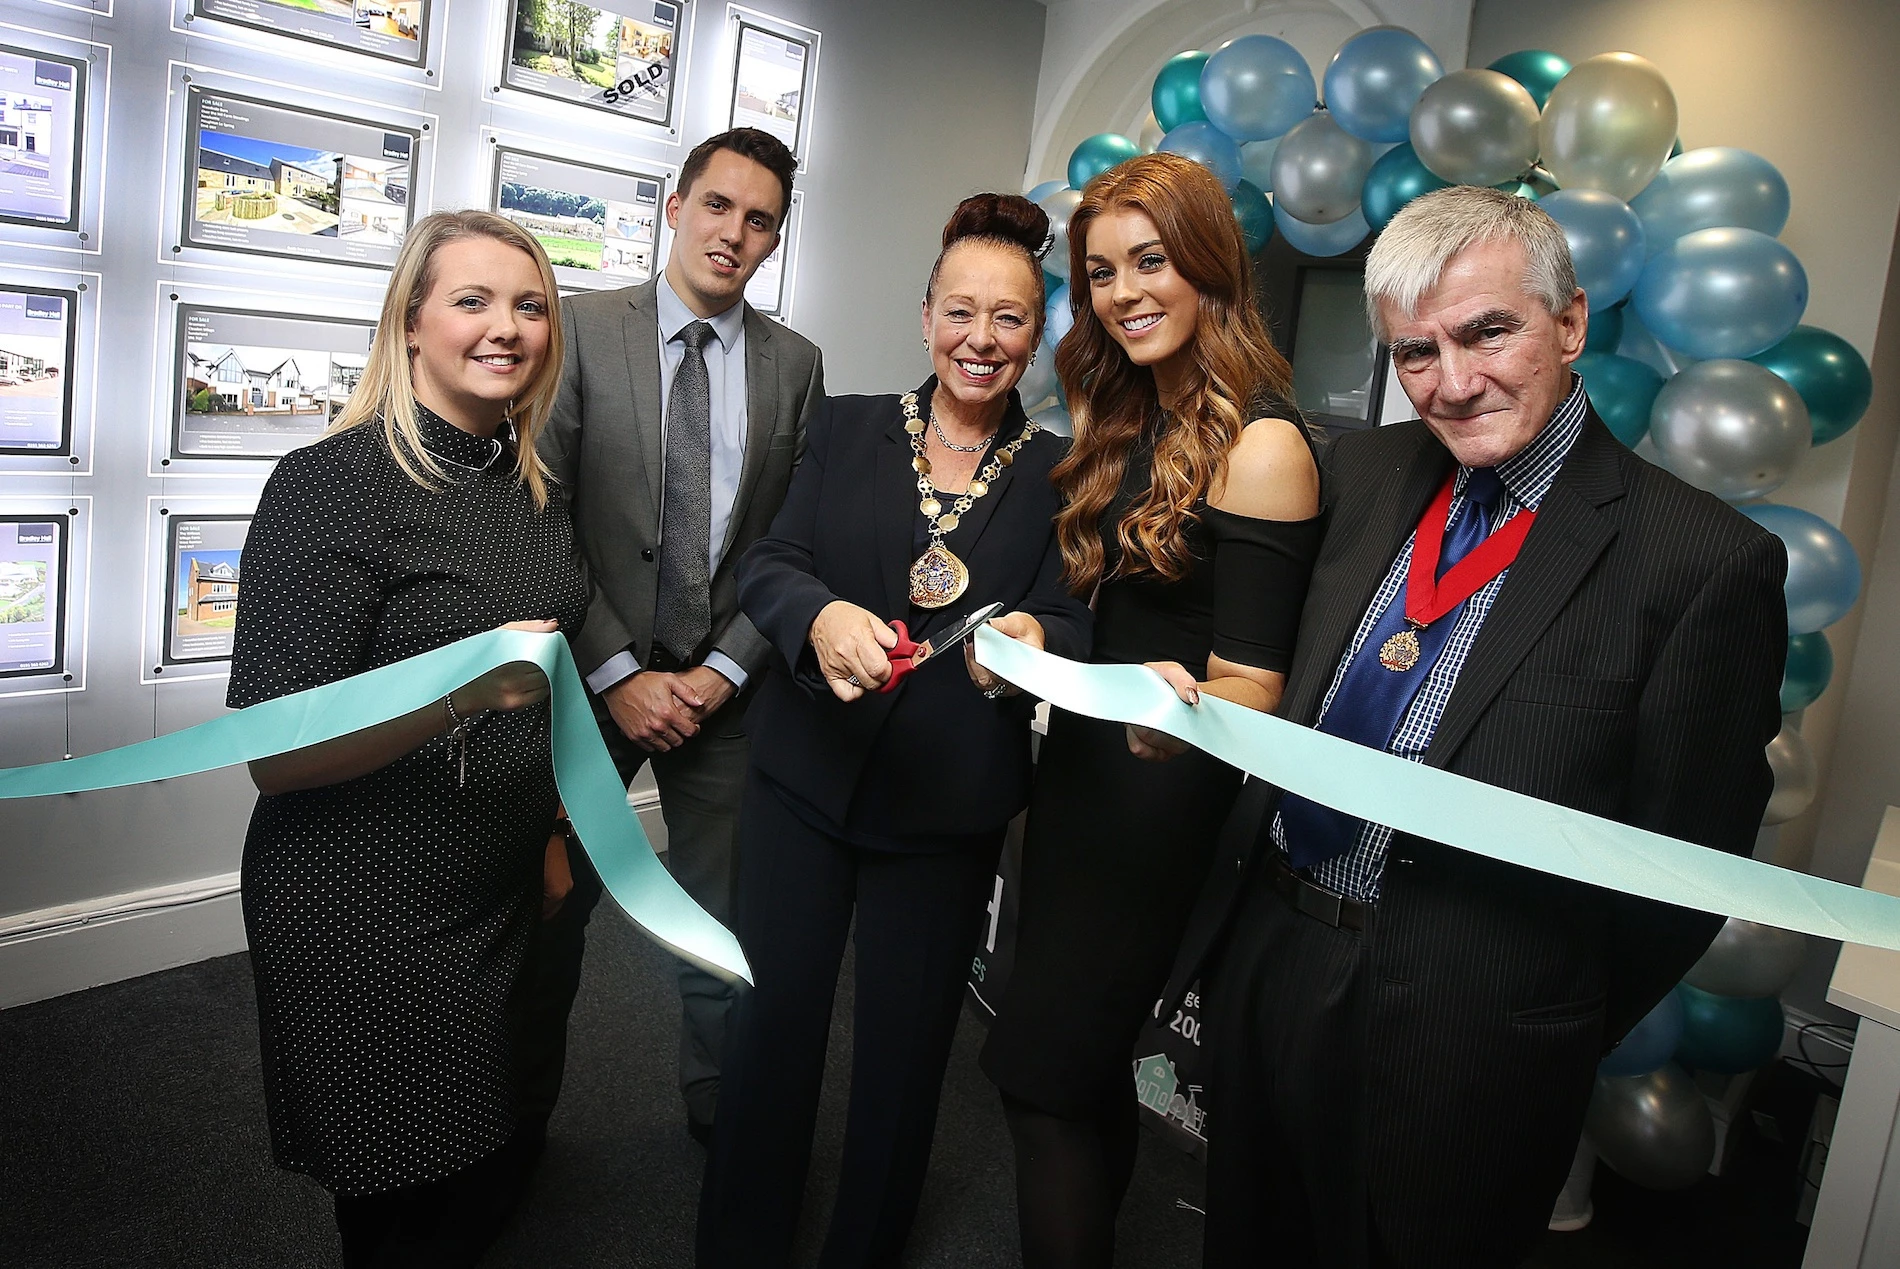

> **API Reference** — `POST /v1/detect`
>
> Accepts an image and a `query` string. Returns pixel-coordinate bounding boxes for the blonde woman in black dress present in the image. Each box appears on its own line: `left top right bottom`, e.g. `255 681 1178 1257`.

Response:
229 210 587 1267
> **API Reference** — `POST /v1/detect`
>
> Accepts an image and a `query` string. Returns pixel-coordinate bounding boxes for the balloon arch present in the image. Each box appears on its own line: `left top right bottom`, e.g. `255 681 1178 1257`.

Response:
1020 27 1873 1199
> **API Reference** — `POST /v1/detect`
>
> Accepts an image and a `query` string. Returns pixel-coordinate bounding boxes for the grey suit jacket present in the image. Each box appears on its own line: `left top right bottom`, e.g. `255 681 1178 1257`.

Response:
539 277 825 682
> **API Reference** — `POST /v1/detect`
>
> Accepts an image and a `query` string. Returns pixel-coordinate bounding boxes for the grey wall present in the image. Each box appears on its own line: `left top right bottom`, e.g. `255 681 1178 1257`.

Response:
0 0 1046 930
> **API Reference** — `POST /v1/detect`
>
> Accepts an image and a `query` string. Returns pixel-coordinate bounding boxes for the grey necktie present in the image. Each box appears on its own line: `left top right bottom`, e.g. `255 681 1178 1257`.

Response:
654 319 716 663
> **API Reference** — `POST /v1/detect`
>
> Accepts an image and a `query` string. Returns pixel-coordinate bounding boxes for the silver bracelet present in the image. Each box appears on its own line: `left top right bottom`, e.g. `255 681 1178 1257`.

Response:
982 682 1012 700
444 693 475 788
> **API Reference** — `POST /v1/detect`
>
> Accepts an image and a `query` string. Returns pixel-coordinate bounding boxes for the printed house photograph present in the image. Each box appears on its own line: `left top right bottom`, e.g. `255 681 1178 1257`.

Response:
338 154 409 247
731 25 806 147
351 0 423 41
0 333 63 400
0 92 54 183
511 1 621 92
183 341 341 422
600 197 655 279
0 558 46 625
497 179 605 271
615 10 675 101
171 548 241 643
195 131 341 238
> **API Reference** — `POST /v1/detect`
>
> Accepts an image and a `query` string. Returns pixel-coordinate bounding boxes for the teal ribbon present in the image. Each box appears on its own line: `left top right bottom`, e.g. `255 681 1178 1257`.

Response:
0 630 751 983
975 627 1900 952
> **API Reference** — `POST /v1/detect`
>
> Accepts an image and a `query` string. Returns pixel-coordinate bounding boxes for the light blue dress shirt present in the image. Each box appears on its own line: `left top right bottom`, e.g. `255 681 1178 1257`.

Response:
586 273 751 694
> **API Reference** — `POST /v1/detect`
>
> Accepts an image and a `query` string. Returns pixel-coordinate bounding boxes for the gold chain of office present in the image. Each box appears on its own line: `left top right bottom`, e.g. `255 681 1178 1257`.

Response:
903 389 1038 608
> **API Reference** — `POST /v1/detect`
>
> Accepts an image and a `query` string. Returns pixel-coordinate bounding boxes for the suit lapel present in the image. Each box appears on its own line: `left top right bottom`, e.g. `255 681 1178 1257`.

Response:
875 415 916 617
721 305 780 563
1423 415 1625 768
623 283 665 517
1286 426 1451 725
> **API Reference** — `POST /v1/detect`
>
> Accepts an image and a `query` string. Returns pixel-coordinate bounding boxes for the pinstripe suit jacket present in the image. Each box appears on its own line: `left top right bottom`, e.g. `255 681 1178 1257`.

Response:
1171 408 1786 1251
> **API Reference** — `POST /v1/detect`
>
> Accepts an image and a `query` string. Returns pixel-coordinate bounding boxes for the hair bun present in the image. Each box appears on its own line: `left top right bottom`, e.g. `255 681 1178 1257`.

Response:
941 192 1051 259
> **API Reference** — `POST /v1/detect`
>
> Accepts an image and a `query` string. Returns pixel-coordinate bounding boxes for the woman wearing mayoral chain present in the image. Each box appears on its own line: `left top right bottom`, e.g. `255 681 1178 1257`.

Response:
699 193 1090 1268
980 152 1323 1268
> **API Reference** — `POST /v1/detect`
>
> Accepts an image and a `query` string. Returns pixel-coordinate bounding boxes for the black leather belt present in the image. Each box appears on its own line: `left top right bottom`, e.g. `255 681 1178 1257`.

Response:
1267 853 1368 932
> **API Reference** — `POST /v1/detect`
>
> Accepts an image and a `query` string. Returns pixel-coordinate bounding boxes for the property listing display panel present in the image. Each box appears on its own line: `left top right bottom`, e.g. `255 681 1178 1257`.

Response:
729 22 808 151
183 87 418 269
163 514 249 665
505 0 684 129
492 146 662 286
0 42 86 231
745 190 796 317
173 305 373 459
0 286 76 455
0 514 66 678
191 0 433 66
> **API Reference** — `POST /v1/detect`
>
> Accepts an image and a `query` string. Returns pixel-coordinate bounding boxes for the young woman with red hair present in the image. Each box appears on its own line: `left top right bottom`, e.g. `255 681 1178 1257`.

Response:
980 152 1322 1267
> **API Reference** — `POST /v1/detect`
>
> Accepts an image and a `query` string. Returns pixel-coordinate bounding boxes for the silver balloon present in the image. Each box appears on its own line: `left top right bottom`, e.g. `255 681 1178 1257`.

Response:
1030 400 1073 438
1684 918 1807 998
1649 359 1810 501
1408 68 1541 187
1586 1063 1715 1191
1540 52 1679 200
1015 346 1059 414
1136 110 1165 154
1239 137 1282 192
1271 113 1373 225
1037 186 1082 281
1763 720 1818 825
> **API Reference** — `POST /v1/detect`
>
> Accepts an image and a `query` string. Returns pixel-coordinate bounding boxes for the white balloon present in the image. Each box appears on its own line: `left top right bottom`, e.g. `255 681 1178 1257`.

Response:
1136 110 1165 153
1763 720 1817 825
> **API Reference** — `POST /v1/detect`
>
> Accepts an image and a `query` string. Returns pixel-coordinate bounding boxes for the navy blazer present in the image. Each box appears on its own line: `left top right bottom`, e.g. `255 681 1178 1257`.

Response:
737 387 1092 840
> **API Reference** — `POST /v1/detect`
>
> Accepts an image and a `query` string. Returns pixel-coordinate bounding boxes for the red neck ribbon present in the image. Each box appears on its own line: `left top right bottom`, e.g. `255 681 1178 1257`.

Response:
1404 471 1536 629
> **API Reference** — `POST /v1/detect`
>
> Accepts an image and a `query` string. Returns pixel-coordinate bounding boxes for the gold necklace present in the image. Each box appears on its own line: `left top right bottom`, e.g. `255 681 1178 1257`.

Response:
902 389 1038 608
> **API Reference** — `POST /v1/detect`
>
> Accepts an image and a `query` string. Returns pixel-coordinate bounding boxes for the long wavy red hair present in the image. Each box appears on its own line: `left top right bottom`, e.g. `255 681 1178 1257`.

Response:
1050 151 1294 594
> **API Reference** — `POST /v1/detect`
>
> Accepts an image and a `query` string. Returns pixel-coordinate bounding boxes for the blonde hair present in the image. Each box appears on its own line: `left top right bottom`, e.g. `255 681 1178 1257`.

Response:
330 209 564 509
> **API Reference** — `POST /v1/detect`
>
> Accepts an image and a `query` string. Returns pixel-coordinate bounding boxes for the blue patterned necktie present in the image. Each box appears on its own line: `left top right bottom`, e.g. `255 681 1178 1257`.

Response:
1278 467 1506 871
654 320 716 663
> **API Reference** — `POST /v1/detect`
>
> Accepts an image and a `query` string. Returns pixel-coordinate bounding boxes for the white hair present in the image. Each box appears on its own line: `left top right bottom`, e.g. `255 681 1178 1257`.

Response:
1363 185 1577 340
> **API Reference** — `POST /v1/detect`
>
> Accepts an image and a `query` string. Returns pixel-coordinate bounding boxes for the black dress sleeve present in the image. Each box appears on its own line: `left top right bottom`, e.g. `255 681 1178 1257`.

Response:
226 440 389 710
1203 506 1322 675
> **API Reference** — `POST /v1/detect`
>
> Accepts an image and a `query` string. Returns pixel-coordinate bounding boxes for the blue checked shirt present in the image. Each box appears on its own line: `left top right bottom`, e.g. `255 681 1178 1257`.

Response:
1273 374 1589 901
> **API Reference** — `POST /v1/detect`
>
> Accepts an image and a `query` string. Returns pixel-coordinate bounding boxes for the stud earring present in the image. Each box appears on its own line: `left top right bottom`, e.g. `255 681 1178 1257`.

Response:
922 338 929 351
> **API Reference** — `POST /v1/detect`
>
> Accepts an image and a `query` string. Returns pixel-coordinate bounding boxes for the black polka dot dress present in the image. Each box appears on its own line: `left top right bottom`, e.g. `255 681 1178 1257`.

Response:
227 404 588 1196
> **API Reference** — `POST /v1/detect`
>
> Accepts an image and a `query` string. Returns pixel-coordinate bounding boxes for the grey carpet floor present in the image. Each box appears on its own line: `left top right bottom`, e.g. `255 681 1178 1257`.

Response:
0 909 1811 1268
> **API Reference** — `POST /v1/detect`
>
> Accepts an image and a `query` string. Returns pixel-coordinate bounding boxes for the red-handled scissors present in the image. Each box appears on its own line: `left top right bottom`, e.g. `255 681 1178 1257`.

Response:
877 602 1005 693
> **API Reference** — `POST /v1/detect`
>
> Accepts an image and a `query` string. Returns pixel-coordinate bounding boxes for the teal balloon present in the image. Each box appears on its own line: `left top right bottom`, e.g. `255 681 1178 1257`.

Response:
1487 49 1571 109
1600 989 1685 1077
1068 133 1142 191
1360 142 1449 232
1200 34 1316 141
1574 351 1663 446
1630 148 1791 255
1633 227 1808 360
1781 631 1833 712
1742 503 1861 633
1323 26 1444 143
1160 120 1243 190
1152 50 1210 132
1586 303 1624 353
1231 180 1273 254
1674 983 1784 1075
1273 198 1369 257
1748 325 1874 444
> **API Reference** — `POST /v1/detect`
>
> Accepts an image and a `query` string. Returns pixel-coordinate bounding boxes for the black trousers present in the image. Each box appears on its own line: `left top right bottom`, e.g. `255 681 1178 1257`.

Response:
696 772 1005 1269
513 691 748 1134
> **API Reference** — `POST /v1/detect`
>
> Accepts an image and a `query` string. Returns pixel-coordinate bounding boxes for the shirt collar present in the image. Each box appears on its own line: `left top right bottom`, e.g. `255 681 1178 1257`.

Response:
1455 371 1587 512
656 272 744 354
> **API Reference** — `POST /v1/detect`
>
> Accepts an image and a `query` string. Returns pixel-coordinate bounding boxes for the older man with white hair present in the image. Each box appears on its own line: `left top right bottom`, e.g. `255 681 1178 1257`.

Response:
1167 185 1788 1266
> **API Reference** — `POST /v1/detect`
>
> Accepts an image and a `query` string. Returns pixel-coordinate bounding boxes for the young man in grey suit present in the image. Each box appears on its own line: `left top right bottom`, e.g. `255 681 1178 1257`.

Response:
529 128 825 1147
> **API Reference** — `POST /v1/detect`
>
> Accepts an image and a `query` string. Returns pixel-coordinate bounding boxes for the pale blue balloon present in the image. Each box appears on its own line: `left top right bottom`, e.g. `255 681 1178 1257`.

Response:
1633 227 1808 360
1742 503 1861 633
1240 137 1282 192
1272 198 1370 257
1160 120 1244 190
1541 188 1647 312
1045 283 1077 351
1323 26 1444 143
1630 147 1791 255
1199 34 1316 142
1026 179 1066 205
